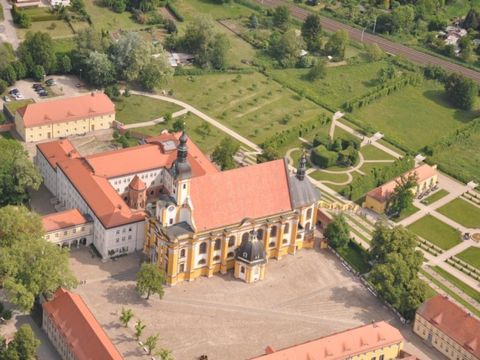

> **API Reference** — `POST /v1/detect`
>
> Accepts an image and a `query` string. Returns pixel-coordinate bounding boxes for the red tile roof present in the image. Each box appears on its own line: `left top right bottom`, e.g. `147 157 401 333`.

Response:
190 159 292 231
37 139 79 169
43 288 123 360
250 321 404 360
417 295 480 359
366 164 437 203
129 175 146 191
18 93 114 128
42 209 89 233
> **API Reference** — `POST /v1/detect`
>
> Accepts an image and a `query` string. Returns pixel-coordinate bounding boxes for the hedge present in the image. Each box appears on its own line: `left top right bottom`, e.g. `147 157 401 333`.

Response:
165 1 184 22
311 145 338 168
234 0 263 12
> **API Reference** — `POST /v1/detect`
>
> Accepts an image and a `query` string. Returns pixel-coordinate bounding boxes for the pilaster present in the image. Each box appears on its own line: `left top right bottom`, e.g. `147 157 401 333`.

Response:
275 221 284 260
207 237 215 277
186 240 196 281
220 233 229 274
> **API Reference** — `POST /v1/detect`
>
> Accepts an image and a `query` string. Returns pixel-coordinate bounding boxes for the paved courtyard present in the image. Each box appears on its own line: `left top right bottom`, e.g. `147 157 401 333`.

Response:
69 248 441 360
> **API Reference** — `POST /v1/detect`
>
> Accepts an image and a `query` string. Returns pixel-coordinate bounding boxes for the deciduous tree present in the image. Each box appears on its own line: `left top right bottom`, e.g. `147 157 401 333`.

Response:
386 173 417 217
211 137 239 170
301 14 322 52
120 308 134 327
307 59 326 81
18 32 56 74
83 51 115 87
324 30 348 60
136 263 165 300
134 320 146 340
272 5 290 31
110 32 153 81
324 214 350 249
139 55 173 91
444 73 478 110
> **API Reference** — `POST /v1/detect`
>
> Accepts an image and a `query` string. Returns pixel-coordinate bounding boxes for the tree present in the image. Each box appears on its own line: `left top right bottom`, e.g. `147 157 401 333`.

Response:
136 263 165 300
324 214 350 249
119 308 134 327
134 320 146 340
2 64 17 85
0 206 44 248
0 140 41 206
110 32 153 81
461 41 475 64
301 14 322 52
59 55 72 74
324 30 348 60
248 13 258 29
210 33 230 70
307 59 326 81
272 5 290 31
392 5 415 33
268 29 304 67
211 137 239 170
386 173 418 217
18 32 56 74
83 51 115 87
444 73 478 110
145 334 159 355
32 65 45 81
368 223 426 319
12 61 27 79
364 43 384 62
139 56 173 91
0 79 7 94
171 118 185 132
164 19 177 34
17 12 32 28
256 146 280 163
463 8 480 30
0 324 40 360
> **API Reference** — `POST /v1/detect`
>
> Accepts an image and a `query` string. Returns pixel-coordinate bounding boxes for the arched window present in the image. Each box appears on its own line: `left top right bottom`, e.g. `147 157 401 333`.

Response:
269 241 276 248
214 239 221 250
228 236 235 247
256 229 264 240
180 249 186 258
213 255 220 262
240 266 245 274
242 232 249 242
306 208 312 220
282 238 288 244
270 226 277 237
227 251 234 258
305 222 310 232
199 242 207 254
284 223 290 234
198 259 206 266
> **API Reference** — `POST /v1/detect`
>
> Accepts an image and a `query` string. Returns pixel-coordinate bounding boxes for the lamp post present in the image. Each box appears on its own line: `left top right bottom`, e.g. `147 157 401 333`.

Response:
361 16 377 42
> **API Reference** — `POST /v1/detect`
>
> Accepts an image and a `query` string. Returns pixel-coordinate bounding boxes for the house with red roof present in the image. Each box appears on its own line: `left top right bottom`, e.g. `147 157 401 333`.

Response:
42 288 124 360
414 295 480 360
363 163 438 214
15 92 115 142
42 209 93 248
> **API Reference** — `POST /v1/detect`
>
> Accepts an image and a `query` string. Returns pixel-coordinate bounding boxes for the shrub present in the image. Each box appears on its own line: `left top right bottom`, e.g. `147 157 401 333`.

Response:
2 309 12 320
166 1 184 21
311 145 338 168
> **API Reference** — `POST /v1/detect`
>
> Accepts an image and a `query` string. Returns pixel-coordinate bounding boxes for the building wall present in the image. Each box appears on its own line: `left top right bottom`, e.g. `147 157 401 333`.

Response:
109 168 164 197
42 310 76 360
44 222 94 247
35 150 57 196
363 195 386 214
50 0 70 6
19 113 114 143
413 314 477 360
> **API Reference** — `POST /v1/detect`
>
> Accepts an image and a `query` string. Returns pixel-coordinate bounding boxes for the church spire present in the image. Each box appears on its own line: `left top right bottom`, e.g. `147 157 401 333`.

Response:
177 130 188 163
296 152 307 181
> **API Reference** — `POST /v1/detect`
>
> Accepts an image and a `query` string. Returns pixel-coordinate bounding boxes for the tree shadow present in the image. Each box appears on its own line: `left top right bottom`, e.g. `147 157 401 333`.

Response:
423 89 479 123
104 283 152 308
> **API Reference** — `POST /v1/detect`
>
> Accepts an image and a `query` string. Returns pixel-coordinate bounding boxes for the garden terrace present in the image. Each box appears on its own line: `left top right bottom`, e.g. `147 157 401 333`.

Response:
407 215 461 250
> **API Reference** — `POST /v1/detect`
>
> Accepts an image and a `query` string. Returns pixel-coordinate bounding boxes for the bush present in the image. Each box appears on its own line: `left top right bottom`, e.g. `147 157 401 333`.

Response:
311 145 338 168
0 79 8 94
2 309 12 320
32 65 45 81
165 1 183 21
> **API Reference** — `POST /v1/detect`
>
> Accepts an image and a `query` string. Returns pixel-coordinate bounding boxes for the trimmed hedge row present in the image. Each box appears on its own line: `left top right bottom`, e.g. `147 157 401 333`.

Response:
166 1 184 22
174 67 255 76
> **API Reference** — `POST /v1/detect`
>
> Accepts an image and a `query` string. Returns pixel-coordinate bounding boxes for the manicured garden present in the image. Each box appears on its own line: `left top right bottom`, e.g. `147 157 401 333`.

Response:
407 215 461 250
393 205 420 222
432 266 480 303
309 170 350 183
359 144 395 161
422 189 449 205
456 247 480 270
336 241 371 274
437 198 480 228
114 95 182 125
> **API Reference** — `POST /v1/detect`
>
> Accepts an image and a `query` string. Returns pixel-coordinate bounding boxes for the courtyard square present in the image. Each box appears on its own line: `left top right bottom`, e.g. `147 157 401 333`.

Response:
69 247 440 360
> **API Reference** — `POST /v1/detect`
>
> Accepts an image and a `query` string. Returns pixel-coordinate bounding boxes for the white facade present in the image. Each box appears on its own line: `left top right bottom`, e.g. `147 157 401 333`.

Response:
43 310 76 360
35 150 58 196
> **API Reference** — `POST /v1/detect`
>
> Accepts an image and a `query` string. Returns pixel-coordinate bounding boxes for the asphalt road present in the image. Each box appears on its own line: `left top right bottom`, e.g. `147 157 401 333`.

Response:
255 0 480 83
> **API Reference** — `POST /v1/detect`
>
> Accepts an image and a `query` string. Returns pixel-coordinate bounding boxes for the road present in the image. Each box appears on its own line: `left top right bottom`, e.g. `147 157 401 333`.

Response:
0 0 19 50
255 0 480 83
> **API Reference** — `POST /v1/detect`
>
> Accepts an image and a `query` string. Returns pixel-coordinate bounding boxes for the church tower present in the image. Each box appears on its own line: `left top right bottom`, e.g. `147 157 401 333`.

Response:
170 130 192 206
127 175 146 210
296 152 307 181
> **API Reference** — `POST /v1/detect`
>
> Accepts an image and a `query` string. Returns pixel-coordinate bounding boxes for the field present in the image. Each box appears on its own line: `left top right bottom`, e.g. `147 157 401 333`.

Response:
269 60 388 109
407 215 461 250
432 266 480 303
133 112 235 155
309 170 350 183
114 95 182 125
456 247 480 270
393 205 420 222
437 198 480 228
175 0 254 20
17 21 75 40
422 189 449 205
168 72 332 151
52 38 76 54
84 0 145 31
360 144 395 161
351 80 479 151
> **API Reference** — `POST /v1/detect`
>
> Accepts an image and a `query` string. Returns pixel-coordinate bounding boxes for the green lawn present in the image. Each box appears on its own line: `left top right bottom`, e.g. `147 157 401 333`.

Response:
437 198 480 228
17 21 75 40
376 139 406 157
456 247 480 271
134 112 235 155
360 144 395 161
168 72 332 152
432 266 480 303
269 60 388 109
422 189 449 205
352 80 479 151
84 0 145 31
0 132 14 139
309 170 350 183
407 215 461 250
392 205 420 222
114 95 182 125
359 161 394 176
336 241 371 274
175 0 254 20
52 38 76 54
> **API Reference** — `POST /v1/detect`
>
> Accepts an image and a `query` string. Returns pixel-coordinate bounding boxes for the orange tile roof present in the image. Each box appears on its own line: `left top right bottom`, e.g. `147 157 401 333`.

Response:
250 321 404 360
129 175 146 191
190 159 293 231
366 164 437 203
37 139 79 169
43 288 123 360
42 209 89 233
19 93 114 128
417 295 480 359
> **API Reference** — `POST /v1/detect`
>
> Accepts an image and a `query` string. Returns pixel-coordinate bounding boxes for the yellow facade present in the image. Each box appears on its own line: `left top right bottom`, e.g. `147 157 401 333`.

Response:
15 112 115 142
145 203 318 286
363 195 387 214
234 262 266 283
413 314 478 360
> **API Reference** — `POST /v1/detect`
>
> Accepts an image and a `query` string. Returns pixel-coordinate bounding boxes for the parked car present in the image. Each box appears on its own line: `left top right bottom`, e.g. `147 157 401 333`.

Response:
13 93 24 100
39 91 48 97
45 79 56 86
3 95 10 102
9 88 19 95
33 83 42 89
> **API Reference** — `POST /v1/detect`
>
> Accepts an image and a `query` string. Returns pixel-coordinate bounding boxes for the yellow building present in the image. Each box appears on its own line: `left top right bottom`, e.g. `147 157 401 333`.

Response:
414 295 480 360
363 163 438 214
250 321 416 360
144 134 320 285
15 93 115 142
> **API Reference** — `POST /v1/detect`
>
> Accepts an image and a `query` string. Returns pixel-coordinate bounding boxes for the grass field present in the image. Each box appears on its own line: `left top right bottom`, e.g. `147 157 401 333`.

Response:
432 266 480 303
437 198 480 228
17 20 74 40
175 0 254 20
336 241 371 274
52 38 76 54
168 73 332 151
352 80 479 151
84 0 145 31
392 205 420 222
360 144 395 160
456 247 480 271
0 132 13 139
269 60 387 109
114 95 182 125
422 189 449 205
309 170 350 183
134 112 234 155
407 215 461 250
